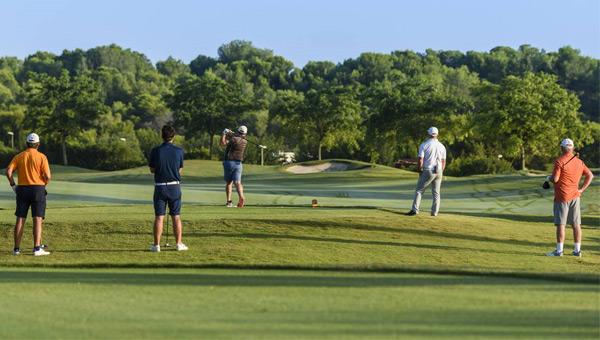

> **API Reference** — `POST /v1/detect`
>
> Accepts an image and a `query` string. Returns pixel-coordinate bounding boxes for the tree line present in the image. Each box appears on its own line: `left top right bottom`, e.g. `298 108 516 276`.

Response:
0 40 597 175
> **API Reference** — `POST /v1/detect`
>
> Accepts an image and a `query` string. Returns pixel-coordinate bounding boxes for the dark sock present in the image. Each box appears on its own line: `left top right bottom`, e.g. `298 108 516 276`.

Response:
13 247 19 252
34 246 41 251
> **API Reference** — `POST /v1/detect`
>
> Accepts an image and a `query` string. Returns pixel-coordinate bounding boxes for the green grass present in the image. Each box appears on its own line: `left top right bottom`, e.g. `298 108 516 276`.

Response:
0 268 598 339
0 160 598 339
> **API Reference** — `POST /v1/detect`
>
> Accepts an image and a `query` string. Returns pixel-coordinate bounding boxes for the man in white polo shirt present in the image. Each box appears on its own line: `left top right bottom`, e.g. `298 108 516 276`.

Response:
406 127 446 216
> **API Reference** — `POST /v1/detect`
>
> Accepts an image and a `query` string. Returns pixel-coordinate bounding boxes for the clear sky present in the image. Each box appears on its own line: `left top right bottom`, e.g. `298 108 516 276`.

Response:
1 0 598 67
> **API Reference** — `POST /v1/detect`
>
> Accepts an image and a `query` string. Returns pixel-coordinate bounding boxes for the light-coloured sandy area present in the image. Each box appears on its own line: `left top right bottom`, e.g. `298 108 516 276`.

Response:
287 161 350 174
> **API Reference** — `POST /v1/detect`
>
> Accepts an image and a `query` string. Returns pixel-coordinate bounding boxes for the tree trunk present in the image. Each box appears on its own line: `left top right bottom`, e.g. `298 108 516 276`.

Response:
61 134 68 166
318 141 322 161
209 134 214 160
520 147 526 170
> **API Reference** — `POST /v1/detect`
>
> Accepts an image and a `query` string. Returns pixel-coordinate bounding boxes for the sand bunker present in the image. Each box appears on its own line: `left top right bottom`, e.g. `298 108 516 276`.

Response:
287 161 350 174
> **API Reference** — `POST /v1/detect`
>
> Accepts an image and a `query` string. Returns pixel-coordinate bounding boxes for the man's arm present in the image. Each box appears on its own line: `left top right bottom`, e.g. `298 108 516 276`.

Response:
579 172 594 194
441 159 446 171
6 167 15 186
42 173 51 185
418 157 424 174
220 129 231 146
149 167 155 173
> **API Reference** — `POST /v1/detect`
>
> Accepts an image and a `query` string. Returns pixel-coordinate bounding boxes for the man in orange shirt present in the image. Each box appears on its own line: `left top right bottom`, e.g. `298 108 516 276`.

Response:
546 138 594 257
5 133 51 256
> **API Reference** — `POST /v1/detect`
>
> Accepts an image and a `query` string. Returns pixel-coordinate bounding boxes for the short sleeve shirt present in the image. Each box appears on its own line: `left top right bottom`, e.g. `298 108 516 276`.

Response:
224 135 248 162
418 139 446 170
552 153 590 202
148 143 183 183
7 148 50 186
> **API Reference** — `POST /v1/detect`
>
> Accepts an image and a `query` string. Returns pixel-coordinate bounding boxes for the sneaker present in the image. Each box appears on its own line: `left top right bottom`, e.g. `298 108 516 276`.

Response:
175 243 188 251
149 245 161 252
33 249 51 256
546 250 563 257
431 213 438 217
405 210 417 216
11 249 20 255
237 198 245 208
226 201 235 207
571 251 582 257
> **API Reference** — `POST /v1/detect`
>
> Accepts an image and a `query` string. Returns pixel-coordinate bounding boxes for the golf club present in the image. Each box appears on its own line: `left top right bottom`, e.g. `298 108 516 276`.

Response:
542 152 579 189
164 214 171 247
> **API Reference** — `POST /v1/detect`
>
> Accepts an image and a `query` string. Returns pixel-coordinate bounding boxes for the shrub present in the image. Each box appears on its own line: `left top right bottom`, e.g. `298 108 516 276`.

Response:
445 156 514 177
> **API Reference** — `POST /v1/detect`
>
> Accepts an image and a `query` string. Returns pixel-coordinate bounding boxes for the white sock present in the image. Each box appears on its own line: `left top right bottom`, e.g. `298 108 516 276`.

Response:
574 243 581 252
557 243 564 253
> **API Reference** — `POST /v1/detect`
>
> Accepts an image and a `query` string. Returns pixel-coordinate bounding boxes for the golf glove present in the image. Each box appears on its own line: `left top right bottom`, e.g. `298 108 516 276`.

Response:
546 175 552 182
11 184 17 193
222 128 230 134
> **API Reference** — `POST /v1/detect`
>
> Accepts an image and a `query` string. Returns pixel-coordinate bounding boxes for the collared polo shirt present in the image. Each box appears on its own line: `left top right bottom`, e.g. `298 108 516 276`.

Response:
552 153 590 202
148 142 183 183
418 138 446 170
7 148 50 186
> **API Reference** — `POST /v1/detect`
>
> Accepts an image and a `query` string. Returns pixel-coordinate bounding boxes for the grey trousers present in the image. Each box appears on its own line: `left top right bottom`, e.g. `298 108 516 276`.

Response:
411 170 443 215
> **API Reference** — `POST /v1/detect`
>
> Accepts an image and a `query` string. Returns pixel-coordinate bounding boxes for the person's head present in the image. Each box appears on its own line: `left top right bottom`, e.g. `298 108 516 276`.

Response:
26 133 40 149
560 138 574 154
162 125 175 142
427 127 438 138
237 125 248 136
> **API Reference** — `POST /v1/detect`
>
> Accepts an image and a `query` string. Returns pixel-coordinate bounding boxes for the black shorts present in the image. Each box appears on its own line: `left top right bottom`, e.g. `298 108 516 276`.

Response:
153 185 181 216
15 185 47 219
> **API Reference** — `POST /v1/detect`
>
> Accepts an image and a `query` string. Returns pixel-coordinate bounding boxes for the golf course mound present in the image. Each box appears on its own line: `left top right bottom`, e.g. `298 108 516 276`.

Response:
287 161 353 174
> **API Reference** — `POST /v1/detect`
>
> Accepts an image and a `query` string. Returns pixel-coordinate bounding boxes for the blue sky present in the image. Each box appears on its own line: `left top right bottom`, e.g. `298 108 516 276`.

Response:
1 0 598 67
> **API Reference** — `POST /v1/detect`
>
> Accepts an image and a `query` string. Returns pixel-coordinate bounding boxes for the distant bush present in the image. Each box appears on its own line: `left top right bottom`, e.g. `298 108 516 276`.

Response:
43 141 146 171
0 144 17 168
445 156 513 176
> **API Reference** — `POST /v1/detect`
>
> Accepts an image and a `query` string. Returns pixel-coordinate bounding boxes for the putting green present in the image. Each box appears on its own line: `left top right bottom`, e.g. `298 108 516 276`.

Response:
0 160 597 216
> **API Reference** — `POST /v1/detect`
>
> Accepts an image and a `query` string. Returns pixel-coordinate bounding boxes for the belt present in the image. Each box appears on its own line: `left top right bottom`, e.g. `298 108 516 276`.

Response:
155 181 180 186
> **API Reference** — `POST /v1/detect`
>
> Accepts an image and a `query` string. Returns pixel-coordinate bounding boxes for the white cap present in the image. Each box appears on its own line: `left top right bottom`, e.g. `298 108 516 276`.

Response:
427 127 438 136
561 138 574 147
238 125 248 134
27 133 40 143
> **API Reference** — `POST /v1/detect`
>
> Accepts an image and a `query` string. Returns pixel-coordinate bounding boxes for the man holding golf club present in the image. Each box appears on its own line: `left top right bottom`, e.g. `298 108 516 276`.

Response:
406 127 446 217
5 133 51 256
220 125 248 207
545 138 593 257
148 125 187 252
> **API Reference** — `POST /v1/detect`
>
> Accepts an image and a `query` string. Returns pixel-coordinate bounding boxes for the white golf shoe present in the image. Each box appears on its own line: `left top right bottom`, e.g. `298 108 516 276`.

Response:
175 243 188 251
149 245 161 252
33 248 51 256
11 249 20 255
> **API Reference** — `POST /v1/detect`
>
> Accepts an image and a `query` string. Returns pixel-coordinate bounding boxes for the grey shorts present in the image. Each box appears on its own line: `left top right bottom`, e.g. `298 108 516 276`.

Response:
553 197 581 226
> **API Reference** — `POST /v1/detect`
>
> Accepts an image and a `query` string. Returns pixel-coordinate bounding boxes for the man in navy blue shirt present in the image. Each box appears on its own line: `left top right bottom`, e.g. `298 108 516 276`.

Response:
148 125 187 252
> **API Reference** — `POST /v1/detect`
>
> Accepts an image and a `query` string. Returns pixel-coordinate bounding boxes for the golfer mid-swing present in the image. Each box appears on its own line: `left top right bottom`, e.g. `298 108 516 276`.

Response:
221 125 248 207
148 125 187 252
406 127 446 216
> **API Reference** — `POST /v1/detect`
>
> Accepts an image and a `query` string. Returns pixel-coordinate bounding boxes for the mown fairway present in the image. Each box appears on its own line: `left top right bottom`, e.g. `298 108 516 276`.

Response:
0 160 598 339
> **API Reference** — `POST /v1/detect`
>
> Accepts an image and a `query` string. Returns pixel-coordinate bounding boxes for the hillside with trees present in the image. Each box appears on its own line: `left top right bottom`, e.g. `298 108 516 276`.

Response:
0 41 597 174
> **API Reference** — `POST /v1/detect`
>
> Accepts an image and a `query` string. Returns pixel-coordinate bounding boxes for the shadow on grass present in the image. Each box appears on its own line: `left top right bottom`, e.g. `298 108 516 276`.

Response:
444 211 599 226
0 270 598 289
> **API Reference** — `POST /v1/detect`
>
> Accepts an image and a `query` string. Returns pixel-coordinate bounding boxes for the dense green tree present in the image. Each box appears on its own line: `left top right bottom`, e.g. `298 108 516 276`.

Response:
217 40 273 64
156 56 190 78
189 55 217 76
270 86 362 160
366 78 471 164
473 72 592 170
168 72 251 158
26 70 108 165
